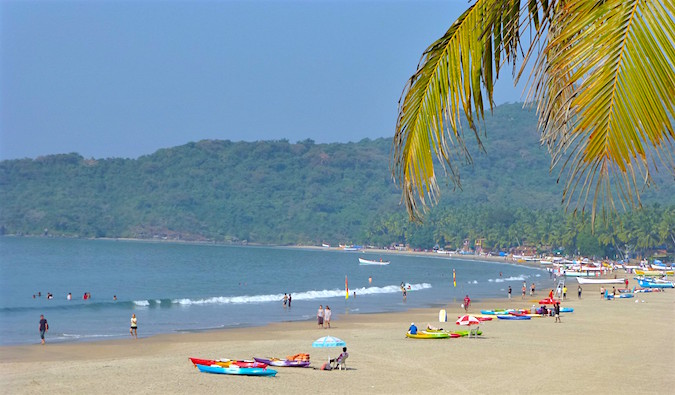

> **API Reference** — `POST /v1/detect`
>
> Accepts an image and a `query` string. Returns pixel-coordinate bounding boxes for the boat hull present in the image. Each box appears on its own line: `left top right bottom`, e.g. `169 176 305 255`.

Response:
406 331 450 339
252 357 310 367
358 258 390 265
195 364 277 376
576 278 625 284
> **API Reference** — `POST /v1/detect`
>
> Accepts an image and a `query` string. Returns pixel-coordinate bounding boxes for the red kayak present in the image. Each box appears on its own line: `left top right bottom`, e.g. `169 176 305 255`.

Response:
538 298 561 305
189 357 267 368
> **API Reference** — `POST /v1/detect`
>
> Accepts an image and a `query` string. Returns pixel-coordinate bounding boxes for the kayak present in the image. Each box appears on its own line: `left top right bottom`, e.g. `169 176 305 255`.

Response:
538 298 561 305
497 315 531 320
406 331 451 339
451 330 482 337
189 357 266 368
559 307 574 313
480 309 529 315
253 357 311 367
195 363 277 377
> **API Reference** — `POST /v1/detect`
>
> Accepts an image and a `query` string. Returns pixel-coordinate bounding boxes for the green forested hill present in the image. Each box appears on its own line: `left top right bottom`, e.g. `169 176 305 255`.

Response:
1 104 673 249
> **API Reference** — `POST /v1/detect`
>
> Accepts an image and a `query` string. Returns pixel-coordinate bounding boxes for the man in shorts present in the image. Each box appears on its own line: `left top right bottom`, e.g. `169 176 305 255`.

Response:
39 314 48 344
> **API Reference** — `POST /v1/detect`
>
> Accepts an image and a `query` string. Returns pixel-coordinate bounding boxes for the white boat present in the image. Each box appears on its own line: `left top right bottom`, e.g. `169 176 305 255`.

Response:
358 257 390 265
576 278 625 284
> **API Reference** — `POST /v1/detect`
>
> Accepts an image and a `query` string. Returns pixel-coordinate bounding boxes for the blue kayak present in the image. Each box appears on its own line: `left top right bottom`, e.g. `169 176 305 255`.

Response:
497 315 531 320
195 364 277 377
559 307 574 313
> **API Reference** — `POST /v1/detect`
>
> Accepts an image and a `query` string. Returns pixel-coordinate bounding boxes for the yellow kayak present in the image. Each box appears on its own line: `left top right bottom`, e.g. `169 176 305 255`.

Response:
406 331 450 339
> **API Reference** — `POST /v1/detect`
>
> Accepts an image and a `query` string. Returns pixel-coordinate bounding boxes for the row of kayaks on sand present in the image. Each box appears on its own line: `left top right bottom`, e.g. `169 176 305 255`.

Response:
479 307 574 315
405 329 483 339
189 356 312 377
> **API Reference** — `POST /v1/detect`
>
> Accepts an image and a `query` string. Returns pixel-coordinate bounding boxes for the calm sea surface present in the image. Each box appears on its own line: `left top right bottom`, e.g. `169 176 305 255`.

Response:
0 237 546 345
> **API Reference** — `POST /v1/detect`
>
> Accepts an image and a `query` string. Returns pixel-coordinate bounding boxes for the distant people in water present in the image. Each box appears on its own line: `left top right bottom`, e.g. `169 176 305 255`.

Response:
113 295 117 301
288 293 292 307
67 293 72 300
47 293 53 300
282 293 288 307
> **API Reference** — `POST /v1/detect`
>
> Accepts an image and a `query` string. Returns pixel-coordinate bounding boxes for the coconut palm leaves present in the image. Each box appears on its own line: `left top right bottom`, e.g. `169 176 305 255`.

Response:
394 0 675 224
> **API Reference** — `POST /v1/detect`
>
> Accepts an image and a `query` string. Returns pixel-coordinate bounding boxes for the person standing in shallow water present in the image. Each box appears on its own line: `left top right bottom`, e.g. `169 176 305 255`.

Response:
130 314 138 339
39 314 48 344
288 293 292 308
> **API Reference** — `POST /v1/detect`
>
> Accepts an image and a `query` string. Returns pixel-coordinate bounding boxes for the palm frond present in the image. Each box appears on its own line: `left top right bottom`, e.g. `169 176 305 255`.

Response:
393 0 528 222
537 0 675 224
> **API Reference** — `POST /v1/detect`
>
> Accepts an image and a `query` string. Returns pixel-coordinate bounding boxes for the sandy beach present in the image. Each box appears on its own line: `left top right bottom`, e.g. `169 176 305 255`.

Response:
1 277 673 395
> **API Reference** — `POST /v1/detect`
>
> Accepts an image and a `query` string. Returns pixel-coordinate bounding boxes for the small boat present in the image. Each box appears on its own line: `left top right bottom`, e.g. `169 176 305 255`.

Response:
497 315 531 320
189 357 266 368
451 330 483 337
358 257 390 265
637 279 675 288
576 278 626 284
195 363 277 377
635 269 674 276
406 331 452 339
252 357 310 367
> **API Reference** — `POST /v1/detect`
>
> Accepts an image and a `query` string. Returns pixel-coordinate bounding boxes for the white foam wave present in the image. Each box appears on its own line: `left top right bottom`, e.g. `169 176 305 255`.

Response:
171 283 432 306
133 300 150 306
488 275 527 283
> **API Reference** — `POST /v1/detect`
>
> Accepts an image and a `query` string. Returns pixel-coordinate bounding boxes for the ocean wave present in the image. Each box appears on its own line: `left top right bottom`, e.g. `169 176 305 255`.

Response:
171 283 432 306
488 275 527 283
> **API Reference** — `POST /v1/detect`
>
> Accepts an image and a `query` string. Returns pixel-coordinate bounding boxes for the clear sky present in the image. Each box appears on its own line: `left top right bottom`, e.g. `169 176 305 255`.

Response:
1 0 524 160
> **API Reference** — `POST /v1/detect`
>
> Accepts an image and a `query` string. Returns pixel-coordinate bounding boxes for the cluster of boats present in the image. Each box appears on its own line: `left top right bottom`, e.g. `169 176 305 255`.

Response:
189 355 311 377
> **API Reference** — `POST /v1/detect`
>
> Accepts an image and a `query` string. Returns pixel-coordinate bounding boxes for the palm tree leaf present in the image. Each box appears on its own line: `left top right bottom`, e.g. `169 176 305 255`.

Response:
393 0 533 221
537 0 675 224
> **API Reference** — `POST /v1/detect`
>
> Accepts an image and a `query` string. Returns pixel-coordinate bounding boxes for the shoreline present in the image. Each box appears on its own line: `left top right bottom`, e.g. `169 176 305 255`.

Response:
1 278 673 394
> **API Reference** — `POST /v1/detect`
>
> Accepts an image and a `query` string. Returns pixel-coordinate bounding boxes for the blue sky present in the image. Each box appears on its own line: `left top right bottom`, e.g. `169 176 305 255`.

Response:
1 0 524 160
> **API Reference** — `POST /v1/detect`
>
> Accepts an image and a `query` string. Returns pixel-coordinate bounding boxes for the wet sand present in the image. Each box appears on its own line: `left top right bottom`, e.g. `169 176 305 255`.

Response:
1 277 673 394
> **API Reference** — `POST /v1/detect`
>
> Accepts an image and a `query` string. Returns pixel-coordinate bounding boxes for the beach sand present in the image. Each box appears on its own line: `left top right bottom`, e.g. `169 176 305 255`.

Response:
1 280 673 394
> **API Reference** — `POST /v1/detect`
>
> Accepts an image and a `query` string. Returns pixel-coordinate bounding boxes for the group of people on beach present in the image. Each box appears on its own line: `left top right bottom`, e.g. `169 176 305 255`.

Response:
317 305 331 328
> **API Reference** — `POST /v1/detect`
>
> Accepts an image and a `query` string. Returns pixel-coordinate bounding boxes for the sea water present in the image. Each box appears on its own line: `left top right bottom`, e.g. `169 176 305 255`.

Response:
0 237 546 345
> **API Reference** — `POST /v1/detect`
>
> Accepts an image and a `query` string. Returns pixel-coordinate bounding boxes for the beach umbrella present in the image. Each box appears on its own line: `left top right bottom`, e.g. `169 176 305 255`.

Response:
312 335 346 348
455 315 480 326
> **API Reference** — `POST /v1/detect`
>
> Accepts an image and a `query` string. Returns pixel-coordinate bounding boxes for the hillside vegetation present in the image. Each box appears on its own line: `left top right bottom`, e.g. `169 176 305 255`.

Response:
1 104 673 257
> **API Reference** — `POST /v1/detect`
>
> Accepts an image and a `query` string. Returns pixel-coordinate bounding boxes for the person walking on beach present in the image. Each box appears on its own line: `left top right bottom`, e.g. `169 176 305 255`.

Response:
324 305 332 328
521 284 526 299
530 283 535 296
554 303 561 323
578 285 582 299
130 313 138 339
508 286 512 299
563 285 568 300
39 314 48 344
317 305 324 328
463 295 471 312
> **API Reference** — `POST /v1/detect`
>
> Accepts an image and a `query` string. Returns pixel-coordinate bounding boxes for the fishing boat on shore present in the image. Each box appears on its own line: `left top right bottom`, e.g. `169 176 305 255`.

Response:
576 277 625 284
358 257 390 265
635 269 674 276
637 278 675 288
